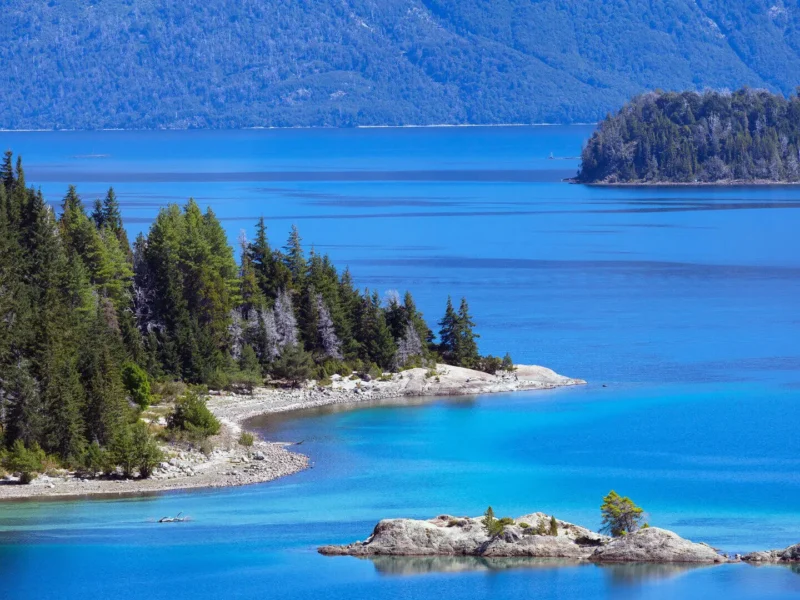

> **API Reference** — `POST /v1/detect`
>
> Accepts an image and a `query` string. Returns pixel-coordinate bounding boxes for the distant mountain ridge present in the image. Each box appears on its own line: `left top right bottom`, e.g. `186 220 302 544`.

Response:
2 0 800 129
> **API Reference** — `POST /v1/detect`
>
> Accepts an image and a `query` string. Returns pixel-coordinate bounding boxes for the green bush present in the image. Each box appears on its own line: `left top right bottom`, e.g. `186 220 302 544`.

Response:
154 380 187 402
168 390 221 439
122 362 153 409
498 517 515 526
227 368 262 391
549 515 559 536
270 344 314 386
478 355 503 374
80 442 113 477
111 422 164 478
238 432 254 447
2 440 45 483
501 353 515 372
519 522 530 529
317 376 333 387
205 368 231 391
482 506 505 537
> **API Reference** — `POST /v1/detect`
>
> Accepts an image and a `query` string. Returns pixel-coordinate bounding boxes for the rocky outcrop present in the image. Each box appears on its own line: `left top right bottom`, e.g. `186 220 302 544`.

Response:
319 513 604 559
589 527 725 563
318 513 727 564
743 543 800 563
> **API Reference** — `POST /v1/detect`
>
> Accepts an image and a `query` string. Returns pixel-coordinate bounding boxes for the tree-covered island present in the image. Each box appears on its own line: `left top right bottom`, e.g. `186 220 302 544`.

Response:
0 152 517 483
577 88 800 184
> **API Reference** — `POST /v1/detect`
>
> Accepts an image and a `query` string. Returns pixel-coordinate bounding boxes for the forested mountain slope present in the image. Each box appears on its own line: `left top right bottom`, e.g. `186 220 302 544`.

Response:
2 0 800 129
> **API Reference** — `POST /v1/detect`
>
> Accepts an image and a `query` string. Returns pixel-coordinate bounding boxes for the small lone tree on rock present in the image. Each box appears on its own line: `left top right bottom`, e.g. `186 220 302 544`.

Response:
600 490 644 537
549 515 558 536
482 506 504 537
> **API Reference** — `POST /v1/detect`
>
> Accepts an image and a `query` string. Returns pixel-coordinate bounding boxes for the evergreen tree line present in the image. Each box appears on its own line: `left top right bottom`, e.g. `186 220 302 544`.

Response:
578 88 800 184
0 153 511 471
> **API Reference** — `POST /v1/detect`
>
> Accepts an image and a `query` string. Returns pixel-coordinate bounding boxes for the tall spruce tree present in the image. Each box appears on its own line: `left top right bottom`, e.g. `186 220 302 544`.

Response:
455 298 480 369
438 296 458 364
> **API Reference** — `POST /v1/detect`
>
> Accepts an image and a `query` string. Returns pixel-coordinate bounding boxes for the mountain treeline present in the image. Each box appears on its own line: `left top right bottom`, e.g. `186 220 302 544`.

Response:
2 1 800 128
578 88 800 183
0 152 507 471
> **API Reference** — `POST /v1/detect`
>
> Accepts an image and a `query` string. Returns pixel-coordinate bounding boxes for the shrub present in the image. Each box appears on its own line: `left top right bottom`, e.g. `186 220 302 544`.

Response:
600 490 645 537
155 380 187 402
318 376 333 387
320 359 349 378
501 353 515 372
478 355 503 374
270 344 314 386
205 368 231 391
519 522 530 529
482 506 505 537
2 440 45 483
111 422 164 478
227 368 262 392
199 439 214 457
535 520 548 535
168 390 221 439
80 442 112 477
549 515 558 536
498 517 515 526
238 432 254 447
122 362 152 409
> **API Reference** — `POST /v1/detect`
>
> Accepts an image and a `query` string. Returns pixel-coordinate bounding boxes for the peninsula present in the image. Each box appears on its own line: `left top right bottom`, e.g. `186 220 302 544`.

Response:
0 363 583 499
2 153 588 497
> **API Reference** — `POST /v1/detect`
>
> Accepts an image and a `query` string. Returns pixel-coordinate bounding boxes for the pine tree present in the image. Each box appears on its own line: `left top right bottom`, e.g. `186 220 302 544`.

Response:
356 291 396 370
1 150 14 190
453 298 480 368
283 224 306 287
438 296 458 363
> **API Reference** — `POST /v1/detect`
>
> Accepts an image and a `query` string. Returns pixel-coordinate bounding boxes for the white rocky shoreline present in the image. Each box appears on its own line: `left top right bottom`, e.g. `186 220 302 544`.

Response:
0 363 583 500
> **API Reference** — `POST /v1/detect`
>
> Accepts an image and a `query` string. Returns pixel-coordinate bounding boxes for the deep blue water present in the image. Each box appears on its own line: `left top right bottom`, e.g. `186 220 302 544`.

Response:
1 126 800 599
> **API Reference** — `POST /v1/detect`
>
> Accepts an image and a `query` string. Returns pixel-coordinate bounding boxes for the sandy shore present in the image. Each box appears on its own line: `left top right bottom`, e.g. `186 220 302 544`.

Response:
0 364 583 501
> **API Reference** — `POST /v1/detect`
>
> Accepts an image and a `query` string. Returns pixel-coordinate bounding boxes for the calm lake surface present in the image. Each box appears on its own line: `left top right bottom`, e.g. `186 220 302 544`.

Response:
2 126 800 599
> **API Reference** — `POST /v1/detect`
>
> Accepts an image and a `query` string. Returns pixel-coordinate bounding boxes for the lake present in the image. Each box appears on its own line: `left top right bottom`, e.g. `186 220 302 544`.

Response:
1 126 799 599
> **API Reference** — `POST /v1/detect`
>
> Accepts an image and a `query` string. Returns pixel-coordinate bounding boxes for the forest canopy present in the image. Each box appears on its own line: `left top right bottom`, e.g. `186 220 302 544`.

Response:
0 152 508 474
577 88 800 184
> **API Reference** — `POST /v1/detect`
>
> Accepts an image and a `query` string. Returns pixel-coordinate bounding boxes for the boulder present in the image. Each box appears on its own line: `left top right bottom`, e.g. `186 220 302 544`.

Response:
589 527 725 563
743 542 800 563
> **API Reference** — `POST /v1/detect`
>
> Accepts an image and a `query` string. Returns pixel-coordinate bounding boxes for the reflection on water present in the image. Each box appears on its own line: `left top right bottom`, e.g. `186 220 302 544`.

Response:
747 563 800 576
364 554 720 584
247 394 480 433
598 562 716 586
364 555 586 576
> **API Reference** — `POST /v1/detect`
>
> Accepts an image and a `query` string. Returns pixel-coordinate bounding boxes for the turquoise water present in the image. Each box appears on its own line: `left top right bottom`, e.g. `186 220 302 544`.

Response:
1 127 800 599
